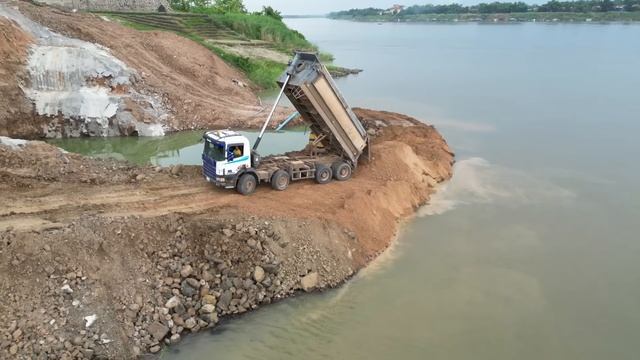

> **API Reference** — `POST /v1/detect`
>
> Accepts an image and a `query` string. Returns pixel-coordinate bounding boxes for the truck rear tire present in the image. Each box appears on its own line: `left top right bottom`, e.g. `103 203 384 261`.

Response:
315 164 332 184
236 173 257 195
271 170 290 191
332 162 352 181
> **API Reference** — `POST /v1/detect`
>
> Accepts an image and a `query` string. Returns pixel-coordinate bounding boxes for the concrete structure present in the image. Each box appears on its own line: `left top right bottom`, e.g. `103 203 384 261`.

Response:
0 4 168 137
36 0 171 12
385 4 405 15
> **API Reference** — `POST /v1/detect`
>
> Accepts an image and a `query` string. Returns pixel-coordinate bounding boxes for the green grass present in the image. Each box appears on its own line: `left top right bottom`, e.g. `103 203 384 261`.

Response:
184 33 286 89
103 11 340 89
192 9 318 53
103 15 159 31
216 52 285 89
106 13 287 88
319 52 335 63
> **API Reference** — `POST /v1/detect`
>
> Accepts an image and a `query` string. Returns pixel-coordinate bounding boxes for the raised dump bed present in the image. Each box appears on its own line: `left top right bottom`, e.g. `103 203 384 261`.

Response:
201 52 369 195
278 52 369 166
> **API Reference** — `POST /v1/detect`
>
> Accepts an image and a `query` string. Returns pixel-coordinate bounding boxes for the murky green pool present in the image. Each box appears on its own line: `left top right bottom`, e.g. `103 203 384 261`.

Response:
48 128 309 166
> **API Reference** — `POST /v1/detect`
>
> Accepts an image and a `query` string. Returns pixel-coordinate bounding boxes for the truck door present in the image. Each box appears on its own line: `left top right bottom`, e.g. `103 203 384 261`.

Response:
226 143 250 174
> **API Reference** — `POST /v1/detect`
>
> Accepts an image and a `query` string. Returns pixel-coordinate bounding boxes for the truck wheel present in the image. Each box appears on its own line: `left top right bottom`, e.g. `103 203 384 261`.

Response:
236 173 257 195
332 162 352 181
271 170 290 191
315 164 333 184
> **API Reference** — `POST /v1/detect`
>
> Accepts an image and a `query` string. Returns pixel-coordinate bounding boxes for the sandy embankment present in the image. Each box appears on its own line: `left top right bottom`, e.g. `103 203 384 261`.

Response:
0 108 454 359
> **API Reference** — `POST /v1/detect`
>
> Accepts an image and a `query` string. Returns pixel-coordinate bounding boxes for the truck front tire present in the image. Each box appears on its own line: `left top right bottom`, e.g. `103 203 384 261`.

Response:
236 173 257 195
315 164 333 184
332 162 352 181
271 170 290 191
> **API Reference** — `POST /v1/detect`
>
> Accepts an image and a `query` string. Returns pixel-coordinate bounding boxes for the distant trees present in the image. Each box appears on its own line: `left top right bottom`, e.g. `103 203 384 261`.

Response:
259 6 283 21
210 0 247 13
537 1 564 11
404 4 469 14
537 0 621 12
477 2 529 13
330 0 640 16
624 0 640 10
169 0 291 24
332 7 385 17
169 0 247 12
403 3 531 14
169 0 206 11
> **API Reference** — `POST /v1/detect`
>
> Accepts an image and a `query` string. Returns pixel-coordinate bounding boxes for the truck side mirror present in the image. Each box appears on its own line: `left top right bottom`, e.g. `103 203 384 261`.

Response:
251 150 261 168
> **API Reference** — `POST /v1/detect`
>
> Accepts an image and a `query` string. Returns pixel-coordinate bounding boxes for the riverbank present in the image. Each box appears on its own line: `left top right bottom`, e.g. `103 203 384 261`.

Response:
0 108 454 359
329 11 640 23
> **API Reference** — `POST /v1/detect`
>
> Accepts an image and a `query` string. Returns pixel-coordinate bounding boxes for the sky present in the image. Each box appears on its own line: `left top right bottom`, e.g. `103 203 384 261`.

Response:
243 0 427 15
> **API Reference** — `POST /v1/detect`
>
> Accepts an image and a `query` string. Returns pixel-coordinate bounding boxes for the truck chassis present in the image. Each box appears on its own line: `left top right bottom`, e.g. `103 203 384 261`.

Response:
202 52 368 196
234 153 352 195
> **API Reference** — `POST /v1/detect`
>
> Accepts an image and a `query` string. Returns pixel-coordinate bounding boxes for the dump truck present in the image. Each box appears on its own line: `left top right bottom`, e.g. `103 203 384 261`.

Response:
202 52 369 195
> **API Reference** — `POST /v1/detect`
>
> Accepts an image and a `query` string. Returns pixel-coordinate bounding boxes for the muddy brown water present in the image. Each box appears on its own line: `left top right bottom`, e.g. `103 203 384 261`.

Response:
55 20 640 360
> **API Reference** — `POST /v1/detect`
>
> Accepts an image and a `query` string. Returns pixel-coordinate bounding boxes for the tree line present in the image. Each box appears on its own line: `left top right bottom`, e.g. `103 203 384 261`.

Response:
331 0 640 16
169 0 283 20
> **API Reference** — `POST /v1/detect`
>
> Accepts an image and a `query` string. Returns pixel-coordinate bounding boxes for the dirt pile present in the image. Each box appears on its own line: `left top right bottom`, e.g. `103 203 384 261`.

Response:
0 1 278 139
0 138 161 188
0 109 454 359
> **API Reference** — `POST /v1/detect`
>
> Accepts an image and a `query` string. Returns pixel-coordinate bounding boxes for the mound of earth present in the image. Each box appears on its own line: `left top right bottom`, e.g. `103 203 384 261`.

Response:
0 1 279 139
0 109 453 359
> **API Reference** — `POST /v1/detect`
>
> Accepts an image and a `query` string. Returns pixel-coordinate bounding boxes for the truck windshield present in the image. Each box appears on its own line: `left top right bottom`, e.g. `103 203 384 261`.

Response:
203 139 226 161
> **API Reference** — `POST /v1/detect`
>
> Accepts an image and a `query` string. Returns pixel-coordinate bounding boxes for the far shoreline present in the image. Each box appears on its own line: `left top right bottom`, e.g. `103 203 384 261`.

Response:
327 11 640 23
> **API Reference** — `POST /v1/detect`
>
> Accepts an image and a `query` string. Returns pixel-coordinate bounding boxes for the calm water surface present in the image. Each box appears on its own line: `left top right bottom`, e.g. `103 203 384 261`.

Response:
163 20 640 360
49 128 309 166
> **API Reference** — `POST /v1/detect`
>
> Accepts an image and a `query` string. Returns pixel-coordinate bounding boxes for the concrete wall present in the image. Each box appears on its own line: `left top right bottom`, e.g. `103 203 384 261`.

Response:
37 0 171 12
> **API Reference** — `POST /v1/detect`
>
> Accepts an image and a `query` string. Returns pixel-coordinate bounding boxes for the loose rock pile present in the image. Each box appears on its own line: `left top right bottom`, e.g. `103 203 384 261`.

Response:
0 213 354 359
0 262 117 359
129 220 291 353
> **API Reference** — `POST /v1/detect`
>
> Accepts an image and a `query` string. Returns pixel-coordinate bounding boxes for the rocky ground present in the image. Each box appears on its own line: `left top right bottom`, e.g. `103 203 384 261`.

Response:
0 109 454 359
0 213 354 359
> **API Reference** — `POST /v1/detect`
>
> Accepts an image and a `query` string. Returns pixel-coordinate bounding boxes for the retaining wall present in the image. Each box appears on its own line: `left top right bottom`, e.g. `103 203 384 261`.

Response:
36 0 171 12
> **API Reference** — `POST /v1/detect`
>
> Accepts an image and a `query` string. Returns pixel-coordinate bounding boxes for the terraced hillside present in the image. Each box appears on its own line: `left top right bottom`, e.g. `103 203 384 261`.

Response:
101 12 360 87
104 12 249 42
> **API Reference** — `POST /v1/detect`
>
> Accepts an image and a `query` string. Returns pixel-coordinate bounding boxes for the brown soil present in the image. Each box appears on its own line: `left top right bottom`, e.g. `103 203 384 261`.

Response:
0 17 45 138
0 109 453 359
1 1 284 139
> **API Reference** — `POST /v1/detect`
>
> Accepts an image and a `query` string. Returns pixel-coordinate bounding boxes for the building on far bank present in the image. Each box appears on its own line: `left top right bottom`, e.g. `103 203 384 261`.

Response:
384 4 405 15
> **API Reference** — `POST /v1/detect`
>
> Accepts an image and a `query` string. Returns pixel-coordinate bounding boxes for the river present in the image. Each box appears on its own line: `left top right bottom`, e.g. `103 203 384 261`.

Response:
57 19 640 360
